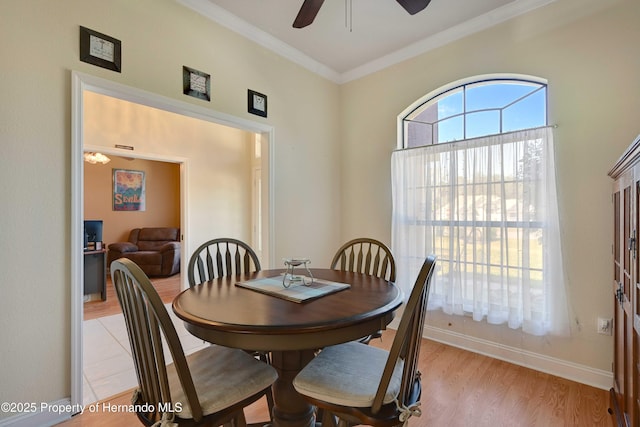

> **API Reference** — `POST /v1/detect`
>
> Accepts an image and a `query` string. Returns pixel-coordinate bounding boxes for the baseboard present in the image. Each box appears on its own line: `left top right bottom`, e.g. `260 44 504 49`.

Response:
0 398 75 427
423 324 613 390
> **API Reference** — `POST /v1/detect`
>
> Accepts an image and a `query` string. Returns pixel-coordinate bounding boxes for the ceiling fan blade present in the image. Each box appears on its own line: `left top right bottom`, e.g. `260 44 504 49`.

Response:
293 0 325 28
395 0 431 15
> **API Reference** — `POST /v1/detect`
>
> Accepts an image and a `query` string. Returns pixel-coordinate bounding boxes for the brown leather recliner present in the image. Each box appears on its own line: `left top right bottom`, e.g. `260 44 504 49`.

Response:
107 227 181 277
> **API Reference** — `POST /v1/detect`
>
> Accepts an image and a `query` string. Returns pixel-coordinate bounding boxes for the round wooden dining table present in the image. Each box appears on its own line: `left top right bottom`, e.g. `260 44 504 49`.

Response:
172 268 403 427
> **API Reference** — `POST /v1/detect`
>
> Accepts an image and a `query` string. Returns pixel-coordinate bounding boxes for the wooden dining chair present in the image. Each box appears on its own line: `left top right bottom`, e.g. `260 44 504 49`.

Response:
188 238 262 287
331 238 397 344
111 258 277 426
186 237 274 420
330 238 396 282
293 256 436 427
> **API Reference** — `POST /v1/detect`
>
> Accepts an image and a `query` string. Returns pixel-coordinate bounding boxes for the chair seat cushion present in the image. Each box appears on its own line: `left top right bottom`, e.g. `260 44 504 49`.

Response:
167 344 277 419
293 341 403 408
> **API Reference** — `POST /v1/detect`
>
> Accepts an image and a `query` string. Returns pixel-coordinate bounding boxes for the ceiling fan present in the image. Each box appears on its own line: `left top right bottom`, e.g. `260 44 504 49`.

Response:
293 0 432 28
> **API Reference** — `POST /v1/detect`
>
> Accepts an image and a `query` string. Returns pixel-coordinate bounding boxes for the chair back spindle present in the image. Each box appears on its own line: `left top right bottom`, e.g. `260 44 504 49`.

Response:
331 238 396 282
188 238 261 287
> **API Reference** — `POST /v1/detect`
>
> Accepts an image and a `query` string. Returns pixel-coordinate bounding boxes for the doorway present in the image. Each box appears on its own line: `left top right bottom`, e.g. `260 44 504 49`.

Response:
82 154 182 404
71 71 274 407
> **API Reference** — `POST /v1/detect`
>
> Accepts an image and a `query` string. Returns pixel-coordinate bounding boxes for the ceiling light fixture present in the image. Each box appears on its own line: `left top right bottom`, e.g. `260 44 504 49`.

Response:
84 152 111 165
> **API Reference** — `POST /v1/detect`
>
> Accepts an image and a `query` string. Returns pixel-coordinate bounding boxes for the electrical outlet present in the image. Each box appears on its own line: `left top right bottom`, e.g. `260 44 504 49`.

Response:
597 317 612 335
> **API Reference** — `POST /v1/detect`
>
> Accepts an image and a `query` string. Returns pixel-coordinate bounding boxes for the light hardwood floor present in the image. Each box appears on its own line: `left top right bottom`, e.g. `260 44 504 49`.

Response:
72 274 612 426
83 274 181 321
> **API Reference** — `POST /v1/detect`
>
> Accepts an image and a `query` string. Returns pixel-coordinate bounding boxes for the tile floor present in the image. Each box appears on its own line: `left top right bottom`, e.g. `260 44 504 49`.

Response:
82 304 209 405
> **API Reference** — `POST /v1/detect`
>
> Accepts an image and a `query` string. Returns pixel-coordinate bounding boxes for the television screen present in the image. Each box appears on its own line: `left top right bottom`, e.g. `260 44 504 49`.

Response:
84 220 103 250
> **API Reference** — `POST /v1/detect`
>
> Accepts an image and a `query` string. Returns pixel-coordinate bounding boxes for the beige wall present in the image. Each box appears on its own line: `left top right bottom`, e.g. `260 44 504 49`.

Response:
0 0 340 419
84 156 181 246
1 0 639 421
339 0 640 373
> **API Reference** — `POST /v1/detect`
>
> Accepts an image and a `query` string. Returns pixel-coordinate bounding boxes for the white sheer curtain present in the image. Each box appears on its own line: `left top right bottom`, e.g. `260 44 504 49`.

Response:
391 127 570 336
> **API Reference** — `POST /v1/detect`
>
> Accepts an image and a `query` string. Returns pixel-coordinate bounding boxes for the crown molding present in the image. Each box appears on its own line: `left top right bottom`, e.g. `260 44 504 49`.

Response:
178 0 342 82
178 0 556 85
340 0 557 83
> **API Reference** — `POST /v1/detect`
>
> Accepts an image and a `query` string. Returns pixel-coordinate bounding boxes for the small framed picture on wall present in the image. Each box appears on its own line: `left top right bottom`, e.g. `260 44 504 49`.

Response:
248 89 267 117
79 26 122 72
183 66 211 101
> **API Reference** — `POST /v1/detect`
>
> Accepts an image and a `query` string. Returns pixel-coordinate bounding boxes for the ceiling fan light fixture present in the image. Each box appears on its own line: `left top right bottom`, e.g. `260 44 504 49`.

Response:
84 152 111 165
293 0 431 29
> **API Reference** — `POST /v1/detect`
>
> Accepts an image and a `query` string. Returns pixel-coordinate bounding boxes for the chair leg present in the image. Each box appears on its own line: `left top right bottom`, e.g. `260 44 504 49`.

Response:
321 409 338 427
227 410 247 427
257 352 275 422
265 387 275 422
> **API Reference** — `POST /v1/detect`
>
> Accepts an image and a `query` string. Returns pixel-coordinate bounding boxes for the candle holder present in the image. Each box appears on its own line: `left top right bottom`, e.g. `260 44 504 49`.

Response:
282 258 313 288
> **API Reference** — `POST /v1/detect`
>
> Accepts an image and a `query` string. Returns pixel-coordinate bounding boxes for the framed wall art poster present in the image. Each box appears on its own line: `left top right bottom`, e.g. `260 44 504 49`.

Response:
113 169 146 211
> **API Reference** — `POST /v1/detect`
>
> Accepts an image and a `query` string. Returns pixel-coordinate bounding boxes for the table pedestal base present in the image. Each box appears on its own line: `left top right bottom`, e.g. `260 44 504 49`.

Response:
270 350 316 427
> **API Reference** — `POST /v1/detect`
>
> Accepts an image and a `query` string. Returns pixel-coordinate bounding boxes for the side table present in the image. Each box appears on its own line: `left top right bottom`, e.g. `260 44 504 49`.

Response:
84 249 107 301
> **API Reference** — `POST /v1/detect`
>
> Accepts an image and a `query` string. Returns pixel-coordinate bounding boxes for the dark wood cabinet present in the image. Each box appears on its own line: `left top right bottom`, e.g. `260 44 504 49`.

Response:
609 134 640 427
84 249 107 301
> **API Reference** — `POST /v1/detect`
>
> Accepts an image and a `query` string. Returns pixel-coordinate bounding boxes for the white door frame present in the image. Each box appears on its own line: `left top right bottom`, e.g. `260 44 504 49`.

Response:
70 71 275 407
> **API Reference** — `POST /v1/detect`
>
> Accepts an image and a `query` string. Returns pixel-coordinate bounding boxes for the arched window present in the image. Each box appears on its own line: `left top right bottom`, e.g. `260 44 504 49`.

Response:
392 75 569 336
402 78 547 147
